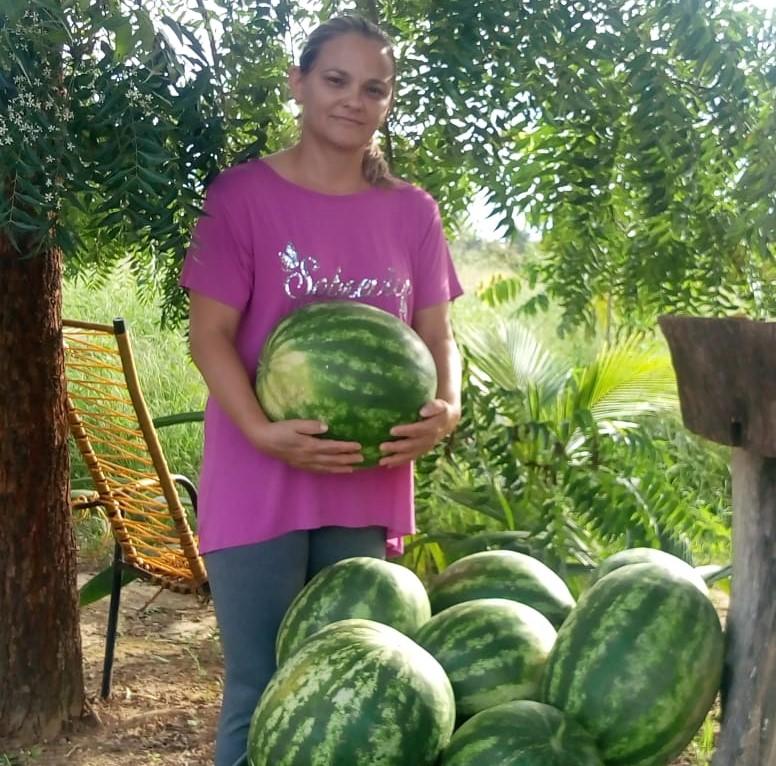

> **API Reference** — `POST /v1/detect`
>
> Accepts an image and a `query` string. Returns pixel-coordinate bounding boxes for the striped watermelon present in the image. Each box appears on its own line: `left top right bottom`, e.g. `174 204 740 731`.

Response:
248 619 455 766
595 547 708 593
275 557 431 665
440 700 604 766
540 562 724 766
428 550 575 628
256 300 437 466
414 598 557 719
445 531 532 562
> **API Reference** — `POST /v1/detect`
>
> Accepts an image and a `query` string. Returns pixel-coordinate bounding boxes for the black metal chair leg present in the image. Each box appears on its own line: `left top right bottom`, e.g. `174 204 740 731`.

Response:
101 541 124 699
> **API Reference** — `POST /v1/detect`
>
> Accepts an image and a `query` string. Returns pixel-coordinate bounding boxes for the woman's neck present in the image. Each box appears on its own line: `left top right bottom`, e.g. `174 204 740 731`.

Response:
271 141 369 195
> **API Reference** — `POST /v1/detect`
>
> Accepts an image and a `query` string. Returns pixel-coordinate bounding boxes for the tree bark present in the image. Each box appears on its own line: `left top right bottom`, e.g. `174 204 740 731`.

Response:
712 450 776 766
659 315 776 766
658 316 776 455
0 231 84 747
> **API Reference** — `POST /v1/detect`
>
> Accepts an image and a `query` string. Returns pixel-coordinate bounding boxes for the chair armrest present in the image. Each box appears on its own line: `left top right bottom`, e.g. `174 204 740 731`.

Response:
171 474 198 517
152 410 204 429
148 410 202 516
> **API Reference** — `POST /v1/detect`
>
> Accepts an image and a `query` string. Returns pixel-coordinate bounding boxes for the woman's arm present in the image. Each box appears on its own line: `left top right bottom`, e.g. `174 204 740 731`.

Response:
189 293 269 441
378 301 462 467
189 292 363 472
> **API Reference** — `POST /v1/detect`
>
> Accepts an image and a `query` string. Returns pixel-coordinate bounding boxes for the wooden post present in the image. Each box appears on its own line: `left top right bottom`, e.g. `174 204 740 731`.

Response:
659 316 775 766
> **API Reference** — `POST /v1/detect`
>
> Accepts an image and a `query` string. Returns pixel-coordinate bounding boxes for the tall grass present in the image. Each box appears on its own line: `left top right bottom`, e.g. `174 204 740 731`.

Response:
64 270 207 486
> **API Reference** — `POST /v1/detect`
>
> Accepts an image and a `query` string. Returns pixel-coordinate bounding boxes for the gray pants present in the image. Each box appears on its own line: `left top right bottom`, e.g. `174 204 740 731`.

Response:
205 526 386 766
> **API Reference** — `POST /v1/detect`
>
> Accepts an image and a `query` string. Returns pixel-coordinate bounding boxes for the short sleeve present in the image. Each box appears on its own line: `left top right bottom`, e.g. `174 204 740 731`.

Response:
179 173 254 311
411 194 464 313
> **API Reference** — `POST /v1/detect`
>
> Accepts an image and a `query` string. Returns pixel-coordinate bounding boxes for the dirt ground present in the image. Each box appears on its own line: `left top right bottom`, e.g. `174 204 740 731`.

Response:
7 572 222 766
5 573 725 766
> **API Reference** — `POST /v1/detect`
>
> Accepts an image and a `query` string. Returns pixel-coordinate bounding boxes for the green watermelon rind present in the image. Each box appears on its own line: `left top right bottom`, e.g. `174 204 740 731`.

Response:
414 598 557 720
275 556 432 666
595 547 709 594
427 550 576 628
248 618 456 766
540 562 724 766
440 699 604 766
256 301 438 466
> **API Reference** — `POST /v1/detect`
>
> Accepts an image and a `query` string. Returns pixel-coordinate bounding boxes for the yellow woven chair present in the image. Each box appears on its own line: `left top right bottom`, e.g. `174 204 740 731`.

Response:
63 318 208 698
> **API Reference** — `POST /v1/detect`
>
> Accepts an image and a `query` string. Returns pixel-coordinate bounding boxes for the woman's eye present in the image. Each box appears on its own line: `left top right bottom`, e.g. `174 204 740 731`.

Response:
326 76 343 86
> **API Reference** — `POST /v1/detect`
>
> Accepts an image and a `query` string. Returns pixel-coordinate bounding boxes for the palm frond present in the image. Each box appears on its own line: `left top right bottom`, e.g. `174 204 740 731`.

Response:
459 319 569 408
572 337 678 423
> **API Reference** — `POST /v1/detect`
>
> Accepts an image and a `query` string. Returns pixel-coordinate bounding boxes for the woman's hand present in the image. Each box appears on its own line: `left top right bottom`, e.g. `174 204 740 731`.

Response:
378 399 460 467
251 420 364 473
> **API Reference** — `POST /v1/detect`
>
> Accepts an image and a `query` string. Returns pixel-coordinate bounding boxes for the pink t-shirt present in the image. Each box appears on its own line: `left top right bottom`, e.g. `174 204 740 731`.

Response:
180 158 463 556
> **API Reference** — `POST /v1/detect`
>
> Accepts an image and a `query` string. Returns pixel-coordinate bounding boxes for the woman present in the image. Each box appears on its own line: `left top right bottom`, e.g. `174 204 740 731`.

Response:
180 15 463 766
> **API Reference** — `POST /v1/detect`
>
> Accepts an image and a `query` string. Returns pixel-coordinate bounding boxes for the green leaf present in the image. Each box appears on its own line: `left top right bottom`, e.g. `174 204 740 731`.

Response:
79 566 141 607
4 0 28 24
114 18 135 60
136 9 156 52
695 563 731 586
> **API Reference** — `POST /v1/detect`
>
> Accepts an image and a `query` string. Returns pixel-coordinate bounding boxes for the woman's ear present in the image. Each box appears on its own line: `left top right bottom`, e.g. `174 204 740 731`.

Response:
288 65 304 104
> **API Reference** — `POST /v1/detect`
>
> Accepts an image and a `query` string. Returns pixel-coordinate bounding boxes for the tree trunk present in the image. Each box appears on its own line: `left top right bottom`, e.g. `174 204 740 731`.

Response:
713 450 776 765
659 315 776 766
0 231 84 747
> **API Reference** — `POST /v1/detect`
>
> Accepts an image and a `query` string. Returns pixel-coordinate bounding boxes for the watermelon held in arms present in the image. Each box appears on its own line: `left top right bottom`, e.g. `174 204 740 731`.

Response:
540 562 724 766
248 619 456 766
275 556 431 666
414 598 557 720
594 547 708 593
255 300 437 466
427 550 576 629
440 700 604 766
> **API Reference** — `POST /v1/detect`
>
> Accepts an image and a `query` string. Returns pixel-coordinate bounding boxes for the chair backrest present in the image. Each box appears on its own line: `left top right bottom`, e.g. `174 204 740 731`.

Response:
63 318 207 594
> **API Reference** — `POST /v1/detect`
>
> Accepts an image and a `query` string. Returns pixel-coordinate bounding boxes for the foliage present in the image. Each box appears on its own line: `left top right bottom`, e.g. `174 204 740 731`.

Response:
409 316 731 582
2 0 775 330
63 270 732 617
1 0 292 325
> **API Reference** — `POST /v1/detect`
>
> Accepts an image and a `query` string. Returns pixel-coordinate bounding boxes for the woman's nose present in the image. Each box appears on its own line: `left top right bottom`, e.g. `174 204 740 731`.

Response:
341 86 365 110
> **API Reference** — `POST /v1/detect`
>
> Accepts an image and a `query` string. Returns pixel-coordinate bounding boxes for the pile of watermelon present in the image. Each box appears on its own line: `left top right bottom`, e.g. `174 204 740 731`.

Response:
250 304 724 764
245 547 725 766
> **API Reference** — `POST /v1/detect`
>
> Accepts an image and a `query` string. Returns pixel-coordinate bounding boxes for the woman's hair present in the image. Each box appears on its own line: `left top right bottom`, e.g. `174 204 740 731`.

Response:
299 15 396 188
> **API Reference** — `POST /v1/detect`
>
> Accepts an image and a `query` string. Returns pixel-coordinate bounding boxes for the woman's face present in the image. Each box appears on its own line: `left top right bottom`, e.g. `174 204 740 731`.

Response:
291 33 394 152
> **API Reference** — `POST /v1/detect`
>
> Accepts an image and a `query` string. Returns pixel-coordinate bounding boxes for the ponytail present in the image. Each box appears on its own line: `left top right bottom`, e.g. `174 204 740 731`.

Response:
362 137 395 188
